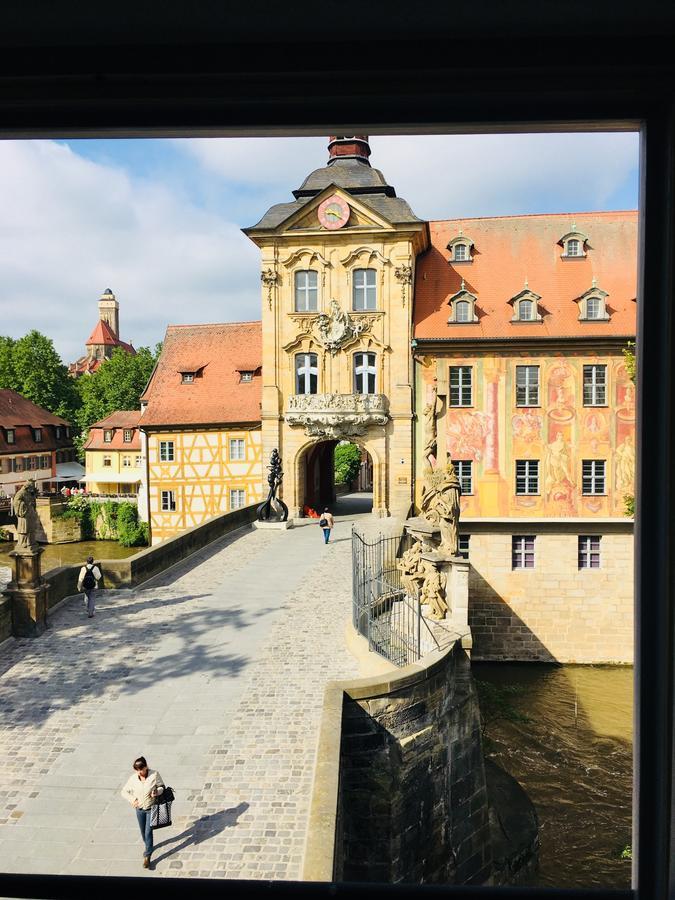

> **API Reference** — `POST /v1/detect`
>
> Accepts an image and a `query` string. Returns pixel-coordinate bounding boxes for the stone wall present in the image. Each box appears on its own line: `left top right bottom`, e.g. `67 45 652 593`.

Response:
465 523 633 663
0 503 259 645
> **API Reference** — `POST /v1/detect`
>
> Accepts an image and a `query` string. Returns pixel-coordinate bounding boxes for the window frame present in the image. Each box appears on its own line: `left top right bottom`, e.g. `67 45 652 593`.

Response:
515 365 540 406
122 454 131 468
103 429 113 443
458 534 470 559
512 535 536 569
294 268 319 312
583 364 607 406
449 365 473 407
160 489 176 512
353 351 377 395
582 459 606 495
352 267 377 311
181 372 195 383
453 459 473 495
123 429 133 442
229 437 246 460
6 428 14 445
296 352 318 395
515 459 540 495
578 534 602 569
159 440 175 462
230 487 246 509
102 454 112 467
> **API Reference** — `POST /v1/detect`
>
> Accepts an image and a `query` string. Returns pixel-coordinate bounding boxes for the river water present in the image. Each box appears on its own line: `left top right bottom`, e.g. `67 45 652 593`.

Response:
0 540 138 588
474 662 633 889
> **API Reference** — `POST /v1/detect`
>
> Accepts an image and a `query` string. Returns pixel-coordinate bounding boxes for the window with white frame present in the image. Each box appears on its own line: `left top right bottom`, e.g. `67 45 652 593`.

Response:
560 232 587 258
512 535 536 569
458 534 470 559
229 438 246 460
230 488 246 509
517 299 535 320
161 490 176 511
240 371 254 382
122 455 131 468
104 430 112 443
135 455 142 467
586 296 602 319
181 373 194 383
449 366 472 406
578 535 601 568
354 352 377 394
453 460 473 494
294 269 318 312
34 428 42 442
567 238 582 257
583 365 607 405
159 440 175 462
455 299 472 322
453 242 468 261
123 429 133 442
516 459 540 495
352 268 377 311
55 426 61 439
582 459 606 495
516 365 540 406
28 456 38 470
296 353 318 394
6 428 15 444
103 455 112 467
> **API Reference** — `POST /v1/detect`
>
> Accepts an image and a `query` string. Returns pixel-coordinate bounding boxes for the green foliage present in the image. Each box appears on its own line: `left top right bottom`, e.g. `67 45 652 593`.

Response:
475 680 531 741
624 494 635 517
611 843 632 860
0 526 9 541
116 501 148 547
623 341 636 385
0 330 80 421
334 442 362 485
75 345 160 452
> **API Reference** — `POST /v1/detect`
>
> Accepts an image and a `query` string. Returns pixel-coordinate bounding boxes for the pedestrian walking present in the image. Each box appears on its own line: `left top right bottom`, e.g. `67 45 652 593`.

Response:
77 555 101 618
318 506 334 544
120 756 165 869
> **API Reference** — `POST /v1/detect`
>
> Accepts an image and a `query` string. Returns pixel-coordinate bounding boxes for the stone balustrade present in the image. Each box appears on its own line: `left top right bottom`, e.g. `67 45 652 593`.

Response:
285 393 389 439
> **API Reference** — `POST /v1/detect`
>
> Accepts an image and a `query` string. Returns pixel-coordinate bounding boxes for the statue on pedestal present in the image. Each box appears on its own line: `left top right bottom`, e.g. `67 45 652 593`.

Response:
422 381 442 465
420 461 462 557
12 479 40 555
419 561 448 620
257 449 289 522
396 540 426 597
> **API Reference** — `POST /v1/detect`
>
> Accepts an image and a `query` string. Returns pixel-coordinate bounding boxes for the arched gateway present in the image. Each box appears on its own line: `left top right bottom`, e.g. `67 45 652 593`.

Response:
244 136 428 518
295 440 376 516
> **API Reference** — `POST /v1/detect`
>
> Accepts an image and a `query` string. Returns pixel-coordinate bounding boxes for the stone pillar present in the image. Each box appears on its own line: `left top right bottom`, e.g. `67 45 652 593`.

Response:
7 550 49 638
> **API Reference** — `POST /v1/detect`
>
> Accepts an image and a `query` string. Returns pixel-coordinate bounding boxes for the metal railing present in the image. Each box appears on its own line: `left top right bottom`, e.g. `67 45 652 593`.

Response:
352 527 427 667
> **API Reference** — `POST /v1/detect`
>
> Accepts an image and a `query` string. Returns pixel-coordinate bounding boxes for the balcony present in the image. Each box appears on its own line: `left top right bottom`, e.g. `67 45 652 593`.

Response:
285 393 389 440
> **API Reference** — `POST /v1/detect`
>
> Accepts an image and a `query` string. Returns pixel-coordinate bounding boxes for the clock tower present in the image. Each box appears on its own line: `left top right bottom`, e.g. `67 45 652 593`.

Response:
244 137 429 518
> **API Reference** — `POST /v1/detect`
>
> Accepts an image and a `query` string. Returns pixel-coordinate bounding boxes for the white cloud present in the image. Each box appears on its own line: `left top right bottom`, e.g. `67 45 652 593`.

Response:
0 132 638 368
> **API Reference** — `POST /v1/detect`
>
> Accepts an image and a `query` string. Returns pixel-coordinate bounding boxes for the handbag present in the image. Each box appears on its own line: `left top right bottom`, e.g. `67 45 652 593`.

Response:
319 518 327 527
150 786 175 829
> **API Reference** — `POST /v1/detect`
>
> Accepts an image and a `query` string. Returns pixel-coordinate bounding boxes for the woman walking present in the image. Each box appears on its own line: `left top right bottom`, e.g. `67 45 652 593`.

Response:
120 756 165 869
319 506 334 544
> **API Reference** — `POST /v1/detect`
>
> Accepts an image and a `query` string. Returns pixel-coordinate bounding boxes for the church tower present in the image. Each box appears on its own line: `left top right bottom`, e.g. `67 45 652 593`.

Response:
98 288 119 338
244 136 429 517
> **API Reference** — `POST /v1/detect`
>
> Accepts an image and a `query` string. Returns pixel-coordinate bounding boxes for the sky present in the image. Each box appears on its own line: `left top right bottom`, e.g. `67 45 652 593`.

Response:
0 132 639 365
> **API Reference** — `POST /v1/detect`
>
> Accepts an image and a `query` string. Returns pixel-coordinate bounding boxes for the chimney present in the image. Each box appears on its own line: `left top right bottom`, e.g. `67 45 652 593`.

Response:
98 288 119 338
327 135 371 166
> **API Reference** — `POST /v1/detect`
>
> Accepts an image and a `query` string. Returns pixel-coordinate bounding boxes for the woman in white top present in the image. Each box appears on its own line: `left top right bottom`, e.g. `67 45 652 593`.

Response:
120 756 165 868
319 507 335 544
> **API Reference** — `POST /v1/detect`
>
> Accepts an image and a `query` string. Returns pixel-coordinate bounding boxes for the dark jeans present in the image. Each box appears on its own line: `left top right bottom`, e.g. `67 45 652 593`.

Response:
135 807 154 857
322 528 331 544
84 589 95 616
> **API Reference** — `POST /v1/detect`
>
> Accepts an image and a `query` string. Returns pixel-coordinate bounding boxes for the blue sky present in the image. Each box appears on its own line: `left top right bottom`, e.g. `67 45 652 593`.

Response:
0 132 639 363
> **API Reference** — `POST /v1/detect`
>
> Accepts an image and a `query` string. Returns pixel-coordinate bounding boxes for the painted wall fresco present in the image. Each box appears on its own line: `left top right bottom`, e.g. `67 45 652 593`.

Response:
418 350 635 519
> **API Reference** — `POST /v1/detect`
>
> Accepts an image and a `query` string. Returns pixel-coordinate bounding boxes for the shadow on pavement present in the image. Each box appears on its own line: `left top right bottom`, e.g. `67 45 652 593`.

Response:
152 802 250 866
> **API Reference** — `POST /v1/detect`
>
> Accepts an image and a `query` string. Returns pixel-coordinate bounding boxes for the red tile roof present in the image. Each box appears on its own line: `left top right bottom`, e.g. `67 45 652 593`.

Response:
0 390 69 428
413 210 638 341
140 322 262 428
84 410 142 450
85 319 135 353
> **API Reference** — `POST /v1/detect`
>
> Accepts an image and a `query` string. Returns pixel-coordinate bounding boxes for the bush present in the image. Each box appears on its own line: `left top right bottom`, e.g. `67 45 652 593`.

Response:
117 501 149 547
334 442 362 485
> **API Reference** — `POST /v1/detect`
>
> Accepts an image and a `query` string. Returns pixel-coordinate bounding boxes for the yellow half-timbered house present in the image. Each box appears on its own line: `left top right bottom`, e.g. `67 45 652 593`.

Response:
140 322 264 543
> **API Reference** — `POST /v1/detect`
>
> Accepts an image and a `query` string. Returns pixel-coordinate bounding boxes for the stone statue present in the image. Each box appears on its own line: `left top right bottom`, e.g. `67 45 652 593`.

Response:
419 561 447 620
422 381 442 464
256 449 289 522
396 540 426 597
13 479 40 554
420 461 462 556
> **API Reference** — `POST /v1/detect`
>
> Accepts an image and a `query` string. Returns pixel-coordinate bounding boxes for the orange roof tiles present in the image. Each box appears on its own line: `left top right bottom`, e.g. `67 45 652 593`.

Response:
84 411 143 450
413 210 638 341
140 322 262 428
85 319 135 354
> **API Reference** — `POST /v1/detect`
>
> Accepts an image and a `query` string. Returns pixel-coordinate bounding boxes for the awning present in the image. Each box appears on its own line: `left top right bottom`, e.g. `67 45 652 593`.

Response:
44 462 86 482
80 472 141 484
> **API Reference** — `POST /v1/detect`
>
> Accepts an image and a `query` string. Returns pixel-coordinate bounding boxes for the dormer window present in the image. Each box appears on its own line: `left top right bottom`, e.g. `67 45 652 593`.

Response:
34 428 42 442
179 364 205 383
447 283 479 324
240 371 254 383
55 426 62 439
576 285 610 321
559 229 589 259
509 288 543 323
6 428 15 445
104 429 113 443
447 234 474 264
123 429 133 442
181 373 195 383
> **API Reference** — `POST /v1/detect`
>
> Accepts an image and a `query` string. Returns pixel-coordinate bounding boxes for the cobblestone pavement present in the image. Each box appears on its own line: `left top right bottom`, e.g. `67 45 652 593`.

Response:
0 495 376 880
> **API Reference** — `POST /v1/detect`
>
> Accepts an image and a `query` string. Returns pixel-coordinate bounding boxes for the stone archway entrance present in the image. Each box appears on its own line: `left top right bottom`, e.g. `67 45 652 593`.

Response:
297 440 374 516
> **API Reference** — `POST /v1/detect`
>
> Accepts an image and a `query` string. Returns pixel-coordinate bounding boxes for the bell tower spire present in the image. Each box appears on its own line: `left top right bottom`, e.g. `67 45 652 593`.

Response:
327 135 371 166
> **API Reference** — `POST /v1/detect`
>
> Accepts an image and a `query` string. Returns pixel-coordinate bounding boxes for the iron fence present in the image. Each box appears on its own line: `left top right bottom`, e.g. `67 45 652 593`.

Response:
352 527 427 667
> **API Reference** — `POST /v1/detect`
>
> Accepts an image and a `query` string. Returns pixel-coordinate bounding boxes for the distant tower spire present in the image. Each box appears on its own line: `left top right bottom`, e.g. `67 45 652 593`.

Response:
98 288 119 338
327 135 371 166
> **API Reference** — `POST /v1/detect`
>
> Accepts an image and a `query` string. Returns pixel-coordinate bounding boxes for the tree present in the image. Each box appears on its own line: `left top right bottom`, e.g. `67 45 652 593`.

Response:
334 442 362 485
76 344 159 437
0 330 80 421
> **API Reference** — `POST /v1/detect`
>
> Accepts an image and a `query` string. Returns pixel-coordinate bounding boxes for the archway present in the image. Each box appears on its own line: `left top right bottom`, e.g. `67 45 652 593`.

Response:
297 440 374 517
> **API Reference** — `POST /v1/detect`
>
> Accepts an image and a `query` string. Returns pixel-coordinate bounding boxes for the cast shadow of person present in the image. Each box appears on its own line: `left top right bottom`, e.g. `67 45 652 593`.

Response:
152 801 249 866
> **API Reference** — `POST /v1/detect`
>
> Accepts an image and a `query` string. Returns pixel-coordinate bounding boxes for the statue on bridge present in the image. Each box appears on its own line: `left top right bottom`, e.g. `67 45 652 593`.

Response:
12 478 40 555
420 461 462 557
257 449 289 523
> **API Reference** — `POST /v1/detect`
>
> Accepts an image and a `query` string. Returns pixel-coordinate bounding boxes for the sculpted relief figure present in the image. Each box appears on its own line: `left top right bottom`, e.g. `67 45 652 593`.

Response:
420 462 462 557
545 432 574 496
615 435 635 492
396 540 426 597
312 300 367 353
422 381 442 464
13 478 40 554
419 562 447 620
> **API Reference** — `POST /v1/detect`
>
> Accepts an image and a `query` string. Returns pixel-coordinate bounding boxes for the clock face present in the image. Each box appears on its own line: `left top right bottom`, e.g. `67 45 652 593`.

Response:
318 194 350 230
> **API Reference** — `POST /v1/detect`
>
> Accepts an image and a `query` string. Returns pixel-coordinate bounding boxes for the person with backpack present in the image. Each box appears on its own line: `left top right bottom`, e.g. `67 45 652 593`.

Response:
77 555 101 618
318 506 334 544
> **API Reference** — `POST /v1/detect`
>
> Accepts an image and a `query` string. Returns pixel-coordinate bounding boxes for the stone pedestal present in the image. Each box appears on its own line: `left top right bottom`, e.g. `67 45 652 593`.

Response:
7 550 49 638
420 550 470 635
253 520 294 530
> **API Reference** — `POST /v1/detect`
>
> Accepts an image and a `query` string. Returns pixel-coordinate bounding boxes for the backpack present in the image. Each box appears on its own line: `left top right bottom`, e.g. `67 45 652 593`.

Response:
82 565 96 590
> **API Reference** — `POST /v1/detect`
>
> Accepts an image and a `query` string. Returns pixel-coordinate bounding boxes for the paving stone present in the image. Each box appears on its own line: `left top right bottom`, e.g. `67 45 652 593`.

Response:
0 497 371 879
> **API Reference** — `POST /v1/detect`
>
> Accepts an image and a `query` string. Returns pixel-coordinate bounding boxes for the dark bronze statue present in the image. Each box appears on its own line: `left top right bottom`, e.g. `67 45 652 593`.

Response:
256 448 289 522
